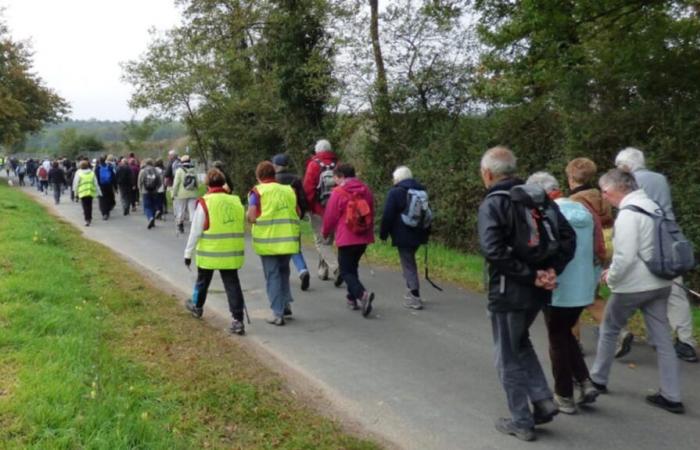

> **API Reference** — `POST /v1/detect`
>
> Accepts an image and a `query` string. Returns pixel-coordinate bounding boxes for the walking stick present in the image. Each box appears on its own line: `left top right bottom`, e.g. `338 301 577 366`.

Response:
424 244 443 291
673 280 700 300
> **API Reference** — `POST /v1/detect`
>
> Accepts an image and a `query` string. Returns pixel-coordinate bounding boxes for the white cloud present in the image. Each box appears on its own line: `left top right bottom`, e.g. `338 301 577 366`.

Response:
2 0 181 120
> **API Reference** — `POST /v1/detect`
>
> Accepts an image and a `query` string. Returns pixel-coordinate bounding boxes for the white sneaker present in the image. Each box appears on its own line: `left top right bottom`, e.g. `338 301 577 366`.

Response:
554 394 577 414
403 292 424 310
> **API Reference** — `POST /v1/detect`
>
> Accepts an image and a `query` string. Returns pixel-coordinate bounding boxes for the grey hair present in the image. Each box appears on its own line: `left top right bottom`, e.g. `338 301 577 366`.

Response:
480 146 517 177
392 166 413 184
615 147 646 172
599 168 638 194
526 171 560 193
315 139 332 153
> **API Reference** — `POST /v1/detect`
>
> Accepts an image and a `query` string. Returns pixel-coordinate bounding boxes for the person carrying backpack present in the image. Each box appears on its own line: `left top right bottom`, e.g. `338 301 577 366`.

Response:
137 158 163 229
477 146 576 441
172 155 199 234
302 139 340 283
379 166 431 310
322 163 375 317
37 163 49 194
95 157 116 220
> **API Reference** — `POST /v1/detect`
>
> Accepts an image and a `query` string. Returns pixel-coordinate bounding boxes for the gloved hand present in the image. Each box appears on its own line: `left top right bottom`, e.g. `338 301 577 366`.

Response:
184 258 191 268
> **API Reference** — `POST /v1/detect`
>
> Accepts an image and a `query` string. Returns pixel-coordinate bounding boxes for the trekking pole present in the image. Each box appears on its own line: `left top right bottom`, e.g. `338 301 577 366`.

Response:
673 280 700 300
424 244 443 291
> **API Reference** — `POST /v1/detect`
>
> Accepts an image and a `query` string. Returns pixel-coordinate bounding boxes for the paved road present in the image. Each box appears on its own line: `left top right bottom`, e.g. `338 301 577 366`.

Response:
15 183 700 450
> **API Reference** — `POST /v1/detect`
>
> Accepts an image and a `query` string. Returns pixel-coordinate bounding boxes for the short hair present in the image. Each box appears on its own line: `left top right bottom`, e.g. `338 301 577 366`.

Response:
565 157 597 184
527 171 560 193
79 160 89 169
255 161 276 180
52 161 59 169
480 146 517 177
143 158 154 166
205 169 225 187
334 163 355 178
315 139 332 153
599 169 638 194
168 149 177 156
392 166 413 184
615 147 646 172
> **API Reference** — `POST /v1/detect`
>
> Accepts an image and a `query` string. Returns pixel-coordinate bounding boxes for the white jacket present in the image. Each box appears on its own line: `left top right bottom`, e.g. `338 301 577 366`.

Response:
607 189 672 293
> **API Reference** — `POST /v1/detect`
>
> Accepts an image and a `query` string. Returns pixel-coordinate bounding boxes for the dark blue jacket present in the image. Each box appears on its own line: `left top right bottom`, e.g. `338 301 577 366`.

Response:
379 178 430 248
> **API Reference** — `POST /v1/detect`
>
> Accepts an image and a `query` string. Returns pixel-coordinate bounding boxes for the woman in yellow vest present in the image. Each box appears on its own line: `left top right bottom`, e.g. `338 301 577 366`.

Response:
72 159 101 226
247 161 301 326
184 169 247 335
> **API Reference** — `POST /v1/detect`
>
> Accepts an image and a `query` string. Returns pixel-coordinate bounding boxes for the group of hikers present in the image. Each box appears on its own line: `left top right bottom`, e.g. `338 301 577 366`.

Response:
4 140 697 441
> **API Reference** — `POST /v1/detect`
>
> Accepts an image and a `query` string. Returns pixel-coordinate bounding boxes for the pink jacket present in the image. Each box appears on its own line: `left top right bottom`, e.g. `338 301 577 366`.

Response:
322 178 375 247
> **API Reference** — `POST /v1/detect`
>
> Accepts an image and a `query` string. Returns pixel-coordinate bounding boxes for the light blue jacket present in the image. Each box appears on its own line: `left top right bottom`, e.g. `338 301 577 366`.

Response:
552 199 596 308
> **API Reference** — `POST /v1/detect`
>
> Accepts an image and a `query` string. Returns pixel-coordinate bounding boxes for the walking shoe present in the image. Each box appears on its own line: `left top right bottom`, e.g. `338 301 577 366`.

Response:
646 392 685 414
85 221 90 227
283 305 293 318
615 330 634 358
532 398 558 425
177 223 185 234
147 218 156 229
185 299 203 318
674 339 699 363
230 319 245 335
102 214 108 220
317 260 329 280
494 418 535 442
333 269 343 288
590 380 608 394
299 270 310 291
123 208 129 216
554 394 577 414
265 316 285 326
403 292 424 310
360 291 374 318
576 379 600 405
346 296 359 310
155 210 162 220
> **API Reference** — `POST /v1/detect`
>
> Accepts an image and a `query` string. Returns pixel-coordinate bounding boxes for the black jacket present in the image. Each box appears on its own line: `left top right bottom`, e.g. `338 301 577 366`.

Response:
115 165 134 190
48 167 66 185
276 169 308 218
477 177 576 312
379 178 430 248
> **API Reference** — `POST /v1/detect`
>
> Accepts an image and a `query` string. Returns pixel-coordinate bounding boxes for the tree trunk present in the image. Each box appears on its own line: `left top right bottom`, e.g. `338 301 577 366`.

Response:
369 0 390 117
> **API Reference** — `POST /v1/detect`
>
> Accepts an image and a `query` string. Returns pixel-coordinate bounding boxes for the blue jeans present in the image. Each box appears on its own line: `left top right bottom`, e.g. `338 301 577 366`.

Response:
260 255 293 318
291 252 308 274
142 192 158 221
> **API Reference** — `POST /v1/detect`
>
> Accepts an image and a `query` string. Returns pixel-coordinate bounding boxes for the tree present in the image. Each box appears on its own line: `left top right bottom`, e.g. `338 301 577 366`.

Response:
57 128 105 158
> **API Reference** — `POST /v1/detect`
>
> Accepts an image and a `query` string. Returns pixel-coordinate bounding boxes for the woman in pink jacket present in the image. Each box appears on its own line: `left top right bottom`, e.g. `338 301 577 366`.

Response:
322 163 375 317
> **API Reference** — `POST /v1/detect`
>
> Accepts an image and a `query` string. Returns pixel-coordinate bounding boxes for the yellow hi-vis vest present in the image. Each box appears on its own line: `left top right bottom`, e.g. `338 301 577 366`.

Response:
251 182 300 255
196 193 246 270
77 171 97 198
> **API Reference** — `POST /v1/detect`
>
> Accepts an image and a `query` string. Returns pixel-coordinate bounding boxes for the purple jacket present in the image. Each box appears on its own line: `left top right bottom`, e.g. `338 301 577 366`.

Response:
322 177 375 247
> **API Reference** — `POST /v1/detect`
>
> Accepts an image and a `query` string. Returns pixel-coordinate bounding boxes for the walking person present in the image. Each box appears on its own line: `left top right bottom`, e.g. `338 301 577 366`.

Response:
73 159 101 226
477 146 576 441
184 169 247 335
137 159 163 229
154 158 167 220
379 166 431 310
48 161 66 205
302 139 340 282
272 153 311 291
95 157 116 220
115 158 134 216
16 162 26 186
527 172 601 414
128 156 140 211
37 163 49 194
163 149 180 215
172 155 199 234
322 163 376 316
247 161 301 326
615 147 698 363
590 169 684 414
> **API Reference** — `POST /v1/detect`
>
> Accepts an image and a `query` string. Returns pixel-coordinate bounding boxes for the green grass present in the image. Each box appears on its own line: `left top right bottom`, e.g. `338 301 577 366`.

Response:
0 182 378 450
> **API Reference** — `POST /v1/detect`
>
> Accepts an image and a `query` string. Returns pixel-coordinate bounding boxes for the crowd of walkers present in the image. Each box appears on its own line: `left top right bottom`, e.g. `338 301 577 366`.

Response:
3 140 697 441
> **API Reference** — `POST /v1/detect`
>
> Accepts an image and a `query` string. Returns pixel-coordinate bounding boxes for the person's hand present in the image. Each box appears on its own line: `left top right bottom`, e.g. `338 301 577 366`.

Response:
600 269 609 284
184 258 191 269
534 270 549 288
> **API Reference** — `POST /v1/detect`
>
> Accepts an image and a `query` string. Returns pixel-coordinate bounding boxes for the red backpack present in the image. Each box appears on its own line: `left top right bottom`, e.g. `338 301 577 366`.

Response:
337 187 372 234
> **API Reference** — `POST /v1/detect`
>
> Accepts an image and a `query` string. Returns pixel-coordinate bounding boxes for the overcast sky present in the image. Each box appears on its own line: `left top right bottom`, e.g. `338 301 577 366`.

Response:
2 0 182 121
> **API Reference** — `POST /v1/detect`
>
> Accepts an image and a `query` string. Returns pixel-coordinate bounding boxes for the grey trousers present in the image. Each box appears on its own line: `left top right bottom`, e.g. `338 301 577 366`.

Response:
309 213 338 274
668 277 697 346
491 308 552 429
398 247 420 292
590 286 681 402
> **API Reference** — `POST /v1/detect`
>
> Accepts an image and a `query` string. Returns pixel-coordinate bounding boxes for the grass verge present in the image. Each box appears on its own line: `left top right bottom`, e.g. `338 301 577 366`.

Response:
0 183 378 449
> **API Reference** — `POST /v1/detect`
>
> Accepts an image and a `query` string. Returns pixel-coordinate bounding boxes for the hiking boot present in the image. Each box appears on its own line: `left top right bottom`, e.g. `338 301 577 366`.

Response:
532 398 558 425
333 269 343 287
494 418 535 442
265 315 285 326
299 270 310 291
576 379 600 405
360 291 374 318
283 305 293 318
554 394 577 415
346 297 360 310
230 319 245 335
615 330 634 358
177 223 185 234
185 299 203 318
674 339 699 363
317 260 329 280
646 392 685 414
403 292 424 310
147 218 156 229
590 380 608 394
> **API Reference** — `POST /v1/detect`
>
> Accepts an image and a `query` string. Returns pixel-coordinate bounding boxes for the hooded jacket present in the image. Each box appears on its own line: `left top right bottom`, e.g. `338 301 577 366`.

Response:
379 178 430 248
569 186 614 228
322 177 375 247
172 162 199 199
302 150 339 215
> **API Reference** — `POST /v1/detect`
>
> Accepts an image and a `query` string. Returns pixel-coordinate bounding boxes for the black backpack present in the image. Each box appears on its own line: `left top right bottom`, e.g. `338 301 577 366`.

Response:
488 184 561 264
143 167 160 192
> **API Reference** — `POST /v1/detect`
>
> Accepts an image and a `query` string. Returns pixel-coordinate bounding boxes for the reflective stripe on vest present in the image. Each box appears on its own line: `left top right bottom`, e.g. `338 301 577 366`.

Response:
251 182 300 255
195 193 246 270
78 171 96 198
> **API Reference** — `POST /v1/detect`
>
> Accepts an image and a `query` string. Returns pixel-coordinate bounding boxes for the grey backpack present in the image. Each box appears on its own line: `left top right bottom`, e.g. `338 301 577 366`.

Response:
622 204 696 279
400 189 433 229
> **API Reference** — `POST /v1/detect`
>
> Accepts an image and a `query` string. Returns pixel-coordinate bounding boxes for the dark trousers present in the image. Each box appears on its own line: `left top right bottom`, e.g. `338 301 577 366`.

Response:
491 307 552 430
118 188 131 215
156 192 165 216
52 182 62 204
98 184 115 216
338 244 367 300
80 196 93 223
192 268 245 321
130 187 139 208
39 180 48 193
18 174 25 186
543 306 590 398
142 192 158 221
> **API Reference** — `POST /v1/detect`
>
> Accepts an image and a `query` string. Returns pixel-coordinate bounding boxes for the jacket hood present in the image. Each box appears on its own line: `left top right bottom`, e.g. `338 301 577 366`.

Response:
396 178 426 191
338 177 369 195
556 199 593 229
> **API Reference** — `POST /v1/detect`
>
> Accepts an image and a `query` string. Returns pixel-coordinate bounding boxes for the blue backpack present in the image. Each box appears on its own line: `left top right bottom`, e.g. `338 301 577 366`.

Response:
99 165 114 184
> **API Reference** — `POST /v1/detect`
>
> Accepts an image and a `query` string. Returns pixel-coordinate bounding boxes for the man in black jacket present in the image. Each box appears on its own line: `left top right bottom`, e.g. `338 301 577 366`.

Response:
115 158 135 216
477 146 576 442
